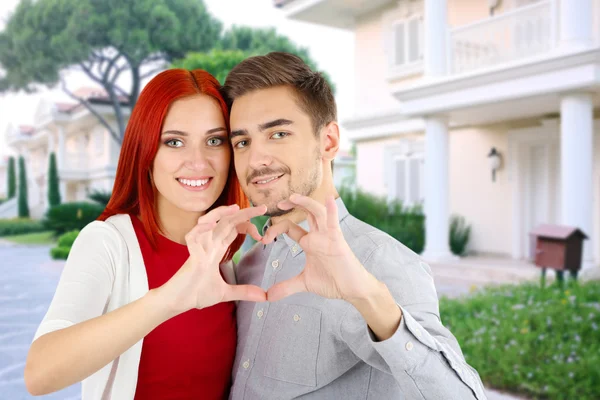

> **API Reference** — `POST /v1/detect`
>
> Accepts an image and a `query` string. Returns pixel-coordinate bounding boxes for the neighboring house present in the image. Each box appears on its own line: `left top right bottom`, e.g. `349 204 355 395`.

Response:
275 0 600 275
333 149 356 189
0 157 7 199
0 88 129 219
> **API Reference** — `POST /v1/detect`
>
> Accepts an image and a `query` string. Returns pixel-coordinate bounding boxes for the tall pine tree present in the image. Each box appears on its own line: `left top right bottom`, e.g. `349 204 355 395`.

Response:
47 152 61 207
17 156 29 218
7 156 16 199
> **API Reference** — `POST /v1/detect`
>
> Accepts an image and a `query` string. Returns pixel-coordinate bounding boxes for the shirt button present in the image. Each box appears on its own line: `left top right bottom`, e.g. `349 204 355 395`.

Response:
414 328 422 338
271 259 279 269
243 360 250 369
405 341 414 351
257 309 264 319
292 244 299 253
293 314 301 322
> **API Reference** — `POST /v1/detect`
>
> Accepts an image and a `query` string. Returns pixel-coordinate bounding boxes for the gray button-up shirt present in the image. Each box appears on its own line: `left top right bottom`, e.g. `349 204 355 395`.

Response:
231 198 487 399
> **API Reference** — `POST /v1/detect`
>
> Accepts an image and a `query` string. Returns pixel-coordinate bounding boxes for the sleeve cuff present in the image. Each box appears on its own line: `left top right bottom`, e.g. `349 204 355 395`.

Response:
368 305 439 371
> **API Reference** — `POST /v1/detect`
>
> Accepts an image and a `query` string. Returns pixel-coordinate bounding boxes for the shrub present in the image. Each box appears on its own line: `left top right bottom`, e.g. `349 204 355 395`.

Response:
339 186 426 254
0 218 45 236
450 215 471 256
17 156 29 218
50 246 71 260
440 281 600 399
47 152 61 207
7 156 16 199
87 190 112 206
43 202 105 236
50 230 80 260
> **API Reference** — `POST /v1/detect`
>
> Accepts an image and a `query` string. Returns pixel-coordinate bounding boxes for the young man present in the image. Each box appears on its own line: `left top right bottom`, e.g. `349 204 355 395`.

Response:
223 52 487 400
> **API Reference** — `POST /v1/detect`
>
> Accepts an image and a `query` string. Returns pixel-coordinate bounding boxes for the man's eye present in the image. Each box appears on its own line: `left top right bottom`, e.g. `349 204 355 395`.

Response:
272 132 288 139
207 137 224 146
165 139 183 147
234 140 248 149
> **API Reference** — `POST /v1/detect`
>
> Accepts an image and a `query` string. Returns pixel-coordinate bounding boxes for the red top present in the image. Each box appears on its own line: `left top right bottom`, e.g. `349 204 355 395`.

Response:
131 215 236 400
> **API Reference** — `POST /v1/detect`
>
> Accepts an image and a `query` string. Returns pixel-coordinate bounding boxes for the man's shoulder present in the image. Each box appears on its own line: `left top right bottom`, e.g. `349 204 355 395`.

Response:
340 214 422 267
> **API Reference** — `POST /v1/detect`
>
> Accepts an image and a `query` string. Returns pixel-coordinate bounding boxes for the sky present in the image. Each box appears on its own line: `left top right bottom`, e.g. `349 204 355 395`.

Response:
0 0 355 154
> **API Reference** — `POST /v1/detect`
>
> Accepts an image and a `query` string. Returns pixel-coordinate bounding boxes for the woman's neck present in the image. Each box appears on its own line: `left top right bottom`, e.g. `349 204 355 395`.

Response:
156 201 205 245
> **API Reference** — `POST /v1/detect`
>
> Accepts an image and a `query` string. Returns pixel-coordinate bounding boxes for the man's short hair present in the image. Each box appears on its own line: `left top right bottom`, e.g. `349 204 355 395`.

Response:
222 52 337 137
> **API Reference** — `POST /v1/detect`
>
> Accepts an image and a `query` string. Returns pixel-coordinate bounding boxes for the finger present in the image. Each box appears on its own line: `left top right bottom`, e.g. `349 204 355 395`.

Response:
287 194 327 231
223 227 239 248
277 199 318 231
198 204 239 225
214 205 267 240
237 221 262 242
263 220 307 244
223 284 267 303
267 274 307 302
325 195 340 231
185 221 217 244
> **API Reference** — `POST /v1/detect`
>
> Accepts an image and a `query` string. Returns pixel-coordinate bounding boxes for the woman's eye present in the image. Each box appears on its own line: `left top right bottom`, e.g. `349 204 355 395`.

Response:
165 139 183 147
272 132 288 139
207 137 224 146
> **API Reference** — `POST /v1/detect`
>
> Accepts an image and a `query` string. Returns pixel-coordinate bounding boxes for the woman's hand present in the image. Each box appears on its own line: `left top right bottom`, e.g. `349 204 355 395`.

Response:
156 204 268 317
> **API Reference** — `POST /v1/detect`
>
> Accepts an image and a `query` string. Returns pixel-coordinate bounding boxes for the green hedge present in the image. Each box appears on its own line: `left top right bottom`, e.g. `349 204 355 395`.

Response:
440 281 600 399
0 218 46 236
43 202 105 236
50 229 80 260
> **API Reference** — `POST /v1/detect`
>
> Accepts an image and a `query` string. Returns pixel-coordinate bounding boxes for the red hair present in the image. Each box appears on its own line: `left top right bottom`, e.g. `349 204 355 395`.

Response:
99 69 249 262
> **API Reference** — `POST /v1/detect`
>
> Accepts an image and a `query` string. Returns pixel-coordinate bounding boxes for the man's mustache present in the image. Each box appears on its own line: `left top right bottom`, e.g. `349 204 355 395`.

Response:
247 167 290 185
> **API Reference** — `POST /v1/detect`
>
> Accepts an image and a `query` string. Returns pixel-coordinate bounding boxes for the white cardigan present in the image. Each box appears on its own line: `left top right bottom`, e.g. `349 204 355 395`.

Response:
33 214 236 400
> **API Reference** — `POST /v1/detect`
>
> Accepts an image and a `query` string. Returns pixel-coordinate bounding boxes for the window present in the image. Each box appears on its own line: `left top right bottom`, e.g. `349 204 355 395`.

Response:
384 140 425 207
393 155 424 206
390 16 424 70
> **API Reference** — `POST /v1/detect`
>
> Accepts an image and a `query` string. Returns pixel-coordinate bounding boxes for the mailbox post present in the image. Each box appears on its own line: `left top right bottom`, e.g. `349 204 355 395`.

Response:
529 224 588 286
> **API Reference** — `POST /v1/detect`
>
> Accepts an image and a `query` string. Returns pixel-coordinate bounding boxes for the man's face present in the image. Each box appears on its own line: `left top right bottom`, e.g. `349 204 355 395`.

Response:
229 86 323 217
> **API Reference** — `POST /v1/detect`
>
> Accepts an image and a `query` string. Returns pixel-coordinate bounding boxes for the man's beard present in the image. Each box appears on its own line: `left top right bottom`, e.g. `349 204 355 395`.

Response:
248 151 322 217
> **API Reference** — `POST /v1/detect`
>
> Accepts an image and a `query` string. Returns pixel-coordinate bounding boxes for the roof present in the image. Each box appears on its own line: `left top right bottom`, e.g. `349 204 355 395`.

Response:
529 224 588 240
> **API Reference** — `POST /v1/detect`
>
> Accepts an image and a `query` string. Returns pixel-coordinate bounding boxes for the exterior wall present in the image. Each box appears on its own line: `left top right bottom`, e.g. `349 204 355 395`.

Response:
355 133 423 197
449 125 513 255
0 164 7 198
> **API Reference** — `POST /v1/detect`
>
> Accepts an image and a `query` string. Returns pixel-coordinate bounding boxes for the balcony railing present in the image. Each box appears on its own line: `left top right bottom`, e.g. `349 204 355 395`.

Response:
449 0 555 74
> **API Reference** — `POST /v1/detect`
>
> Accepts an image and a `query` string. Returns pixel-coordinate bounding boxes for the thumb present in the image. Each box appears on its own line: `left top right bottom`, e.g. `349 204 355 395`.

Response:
223 284 267 303
267 273 307 302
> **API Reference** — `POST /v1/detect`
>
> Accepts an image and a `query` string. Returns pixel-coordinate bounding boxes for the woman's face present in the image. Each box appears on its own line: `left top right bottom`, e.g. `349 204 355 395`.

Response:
152 94 230 216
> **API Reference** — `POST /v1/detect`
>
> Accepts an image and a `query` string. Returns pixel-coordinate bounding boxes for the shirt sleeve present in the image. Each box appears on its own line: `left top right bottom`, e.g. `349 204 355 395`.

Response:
33 221 120 342
338 240 487 400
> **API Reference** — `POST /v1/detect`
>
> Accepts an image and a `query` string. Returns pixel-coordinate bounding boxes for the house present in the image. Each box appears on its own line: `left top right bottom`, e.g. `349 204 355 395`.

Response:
0 89 129 219
274 0 600 276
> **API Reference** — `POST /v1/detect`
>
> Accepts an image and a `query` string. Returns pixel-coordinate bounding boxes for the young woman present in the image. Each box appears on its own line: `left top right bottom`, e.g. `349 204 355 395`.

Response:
24 69 267 399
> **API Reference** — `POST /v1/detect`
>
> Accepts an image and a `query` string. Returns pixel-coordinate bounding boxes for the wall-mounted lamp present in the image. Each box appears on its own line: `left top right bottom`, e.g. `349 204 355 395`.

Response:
487 147 502 182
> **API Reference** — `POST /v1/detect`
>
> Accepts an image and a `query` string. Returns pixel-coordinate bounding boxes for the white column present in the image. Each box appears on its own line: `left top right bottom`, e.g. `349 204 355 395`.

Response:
559 0 593 50
422 116 455 262
560 92 595 270
57 126 67 202
424 0 448 77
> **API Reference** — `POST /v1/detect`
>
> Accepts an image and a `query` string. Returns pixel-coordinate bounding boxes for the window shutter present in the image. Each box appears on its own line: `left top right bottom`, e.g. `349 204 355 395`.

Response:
396 158 407 202
394 22 406 66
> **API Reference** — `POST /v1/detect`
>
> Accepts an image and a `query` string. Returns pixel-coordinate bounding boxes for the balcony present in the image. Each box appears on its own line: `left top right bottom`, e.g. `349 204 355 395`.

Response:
273 0 397 29
449 1 557 75
60 152 90 180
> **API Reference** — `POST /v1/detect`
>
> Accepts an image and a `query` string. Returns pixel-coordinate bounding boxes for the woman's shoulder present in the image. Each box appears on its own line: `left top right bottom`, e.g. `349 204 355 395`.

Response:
76 214 132 250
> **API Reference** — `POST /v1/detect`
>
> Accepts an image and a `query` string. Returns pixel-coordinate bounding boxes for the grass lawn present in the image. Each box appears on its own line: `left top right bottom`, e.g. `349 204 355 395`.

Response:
2 231 56 245
440 280 600 400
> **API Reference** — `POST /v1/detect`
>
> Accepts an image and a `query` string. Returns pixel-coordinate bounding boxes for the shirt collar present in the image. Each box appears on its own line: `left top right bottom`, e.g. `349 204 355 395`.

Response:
261 196 349 257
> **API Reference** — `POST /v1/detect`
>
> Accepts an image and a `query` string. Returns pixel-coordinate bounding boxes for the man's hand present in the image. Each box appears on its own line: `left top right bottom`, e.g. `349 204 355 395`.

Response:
262 194 402 340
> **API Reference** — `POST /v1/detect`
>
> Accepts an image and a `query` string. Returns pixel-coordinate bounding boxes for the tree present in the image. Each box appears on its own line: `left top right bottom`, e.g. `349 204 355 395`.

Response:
7 156 16 199
0 0 222 144
17 156 29 218
48 152 61 207
174 26 335 91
